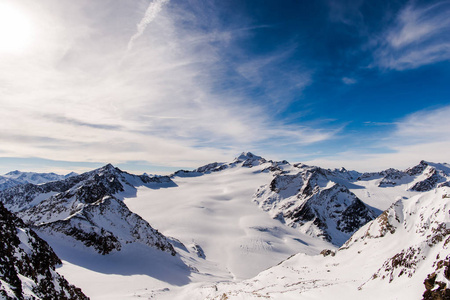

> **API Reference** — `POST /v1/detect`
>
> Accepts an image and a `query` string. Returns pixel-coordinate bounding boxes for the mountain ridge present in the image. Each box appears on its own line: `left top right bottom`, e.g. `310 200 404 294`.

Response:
1 153 450 299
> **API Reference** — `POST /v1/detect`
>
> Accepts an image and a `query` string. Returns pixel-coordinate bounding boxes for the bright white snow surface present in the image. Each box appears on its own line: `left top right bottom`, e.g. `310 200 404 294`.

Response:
169 186 450 300
48 162 333 300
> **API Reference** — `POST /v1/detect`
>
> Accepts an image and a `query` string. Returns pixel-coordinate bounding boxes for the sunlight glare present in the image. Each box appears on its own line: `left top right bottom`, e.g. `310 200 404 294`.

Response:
0 3 33 53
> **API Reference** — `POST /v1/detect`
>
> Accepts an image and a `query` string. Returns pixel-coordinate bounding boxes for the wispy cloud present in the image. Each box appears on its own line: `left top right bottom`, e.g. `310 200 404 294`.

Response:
127 0 170 51
373 0 450 70
0 0 334 171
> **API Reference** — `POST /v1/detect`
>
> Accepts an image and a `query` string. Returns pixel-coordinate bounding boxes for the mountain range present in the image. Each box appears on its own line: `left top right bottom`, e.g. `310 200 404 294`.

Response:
1 152 449 299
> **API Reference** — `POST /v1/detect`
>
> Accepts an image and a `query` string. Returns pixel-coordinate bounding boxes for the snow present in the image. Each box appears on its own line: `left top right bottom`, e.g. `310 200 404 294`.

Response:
3 157 450 300
38 233 189 300
348 175 419 211
125 163 332 280
175 186 450 300
39 161 332 300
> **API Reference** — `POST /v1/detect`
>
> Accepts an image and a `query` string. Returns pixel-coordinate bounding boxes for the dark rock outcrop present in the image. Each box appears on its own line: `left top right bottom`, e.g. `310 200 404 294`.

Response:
0 202 89 299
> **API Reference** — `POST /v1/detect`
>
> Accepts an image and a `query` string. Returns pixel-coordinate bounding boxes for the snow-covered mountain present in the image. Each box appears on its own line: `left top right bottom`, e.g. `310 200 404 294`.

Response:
253 163 377 245
0 202 88 299
356 160 450 191
0 164 176 255
0 170 78 191
1 153 450 300
182 186 450 300
171 152 267 177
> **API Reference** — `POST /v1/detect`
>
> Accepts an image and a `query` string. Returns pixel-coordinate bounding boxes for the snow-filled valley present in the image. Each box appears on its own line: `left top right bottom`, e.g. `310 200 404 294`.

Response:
1 153 450 299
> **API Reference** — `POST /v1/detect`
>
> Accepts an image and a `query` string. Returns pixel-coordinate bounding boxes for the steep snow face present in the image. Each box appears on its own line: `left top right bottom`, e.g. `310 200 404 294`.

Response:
178 187 450 300
253 164 376 245
0 202 88 299
0 164 176 256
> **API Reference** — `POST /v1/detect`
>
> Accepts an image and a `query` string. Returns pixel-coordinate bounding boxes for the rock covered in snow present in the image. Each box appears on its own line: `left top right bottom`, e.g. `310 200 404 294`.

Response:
171 152 268 177
342 187 450 295
232 152 267 168
0 170 77 191
253 165 376 245
356 160 450 191
0 202 89 299
0 164 176 256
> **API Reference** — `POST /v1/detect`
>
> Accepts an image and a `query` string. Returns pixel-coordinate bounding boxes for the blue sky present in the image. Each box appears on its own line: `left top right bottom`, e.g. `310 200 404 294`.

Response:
0 0 449 174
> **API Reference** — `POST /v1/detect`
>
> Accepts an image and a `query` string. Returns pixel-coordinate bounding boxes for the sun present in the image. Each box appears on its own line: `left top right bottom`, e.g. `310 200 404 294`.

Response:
0 3 33 53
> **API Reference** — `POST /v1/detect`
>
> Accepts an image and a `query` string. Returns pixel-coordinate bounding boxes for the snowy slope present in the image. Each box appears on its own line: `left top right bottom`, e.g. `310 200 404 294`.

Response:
175 186 450 300
125 154 334 280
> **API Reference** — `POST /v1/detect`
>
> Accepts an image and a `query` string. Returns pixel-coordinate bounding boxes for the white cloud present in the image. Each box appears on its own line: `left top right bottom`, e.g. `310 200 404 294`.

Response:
305 105 450 171
0 0 334 170
374 0 450 70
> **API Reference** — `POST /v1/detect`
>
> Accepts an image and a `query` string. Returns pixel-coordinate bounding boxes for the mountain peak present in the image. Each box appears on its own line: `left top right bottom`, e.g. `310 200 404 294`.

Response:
235 152 262 162
5 170 21 176
97 163 120 174
104 163 115 169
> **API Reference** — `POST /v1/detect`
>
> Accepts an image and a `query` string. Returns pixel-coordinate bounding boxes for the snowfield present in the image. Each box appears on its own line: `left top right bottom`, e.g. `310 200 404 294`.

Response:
125 163 333 280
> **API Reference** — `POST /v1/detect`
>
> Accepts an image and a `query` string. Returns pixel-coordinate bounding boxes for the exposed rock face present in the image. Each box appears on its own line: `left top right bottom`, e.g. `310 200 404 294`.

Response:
410 167 441 192
0 164 176 256
254 165 376 245
406 160 429 176
0 202 89 299
423 268 450 300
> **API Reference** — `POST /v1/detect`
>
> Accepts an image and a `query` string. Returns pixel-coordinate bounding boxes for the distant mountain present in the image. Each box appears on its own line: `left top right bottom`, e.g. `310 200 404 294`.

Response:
357 160 450 191
0 170 78 191
172 152 267 177
0 201 88 299
0 164 176 255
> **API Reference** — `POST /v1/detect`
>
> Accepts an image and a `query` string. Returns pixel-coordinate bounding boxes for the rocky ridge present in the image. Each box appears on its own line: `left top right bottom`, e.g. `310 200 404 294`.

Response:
0 171 77 191
253 163 376 245
0 164 176 256
0 202 89 299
